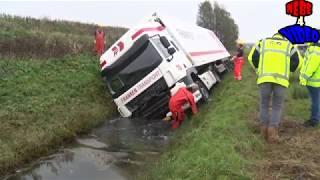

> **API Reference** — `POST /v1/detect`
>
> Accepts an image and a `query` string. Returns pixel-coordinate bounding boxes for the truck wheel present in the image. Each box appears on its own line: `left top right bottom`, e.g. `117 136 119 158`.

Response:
225 60 234 72
212 69 221 83
196 81 210 103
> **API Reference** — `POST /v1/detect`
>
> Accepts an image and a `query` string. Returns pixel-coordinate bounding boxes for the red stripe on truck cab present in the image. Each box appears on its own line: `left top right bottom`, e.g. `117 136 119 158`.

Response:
100 60 107 68
131 26 165 40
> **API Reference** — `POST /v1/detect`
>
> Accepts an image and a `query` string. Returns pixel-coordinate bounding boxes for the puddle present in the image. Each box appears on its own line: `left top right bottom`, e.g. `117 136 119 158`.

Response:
3 118 172 180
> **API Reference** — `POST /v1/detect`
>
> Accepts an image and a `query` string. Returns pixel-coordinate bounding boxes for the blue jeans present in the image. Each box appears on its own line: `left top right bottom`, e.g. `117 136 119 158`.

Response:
259 83 286 127
307 86 320 123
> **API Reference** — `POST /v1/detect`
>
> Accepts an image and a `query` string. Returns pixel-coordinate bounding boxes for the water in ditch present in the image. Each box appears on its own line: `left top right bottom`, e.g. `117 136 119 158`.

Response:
3 117 172 180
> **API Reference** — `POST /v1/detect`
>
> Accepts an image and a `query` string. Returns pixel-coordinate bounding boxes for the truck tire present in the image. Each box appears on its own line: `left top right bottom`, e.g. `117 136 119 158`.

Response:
225 60 234 72
196 80 210 103
212 69 221 83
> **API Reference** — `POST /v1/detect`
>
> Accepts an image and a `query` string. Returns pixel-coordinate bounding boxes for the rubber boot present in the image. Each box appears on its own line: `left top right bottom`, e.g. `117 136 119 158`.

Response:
260 126 268 141
267 127 279 144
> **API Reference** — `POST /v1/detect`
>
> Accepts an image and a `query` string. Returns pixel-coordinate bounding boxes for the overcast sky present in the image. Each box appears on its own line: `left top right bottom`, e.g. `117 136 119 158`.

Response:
1 0 319 42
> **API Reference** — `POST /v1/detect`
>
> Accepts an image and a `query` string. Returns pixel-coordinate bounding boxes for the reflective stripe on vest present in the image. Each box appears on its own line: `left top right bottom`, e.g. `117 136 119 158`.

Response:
254 44 260 52
308 51 320 56
259 73 289 80
301 47 320 82
259 39 291 80
260 39 266 75
290 47 297 56
303 46 314 73
301 73 320 82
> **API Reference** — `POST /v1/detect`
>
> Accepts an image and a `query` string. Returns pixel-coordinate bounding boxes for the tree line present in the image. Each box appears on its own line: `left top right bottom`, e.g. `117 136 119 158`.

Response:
197 1 239 50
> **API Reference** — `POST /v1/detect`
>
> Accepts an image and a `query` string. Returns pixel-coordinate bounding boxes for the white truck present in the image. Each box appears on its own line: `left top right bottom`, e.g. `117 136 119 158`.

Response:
100 14 230 119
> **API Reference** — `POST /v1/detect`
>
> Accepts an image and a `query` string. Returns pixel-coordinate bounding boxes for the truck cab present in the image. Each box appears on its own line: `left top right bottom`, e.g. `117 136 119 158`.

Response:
100 14 230 119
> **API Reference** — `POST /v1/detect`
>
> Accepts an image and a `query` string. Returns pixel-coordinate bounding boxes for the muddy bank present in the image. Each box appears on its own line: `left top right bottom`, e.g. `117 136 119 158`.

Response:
254 120 320 179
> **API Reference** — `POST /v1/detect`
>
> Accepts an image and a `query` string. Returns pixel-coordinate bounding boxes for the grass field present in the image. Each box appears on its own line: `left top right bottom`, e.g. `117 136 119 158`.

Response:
0 54 115 174
139 62 264 179
0 14 127 58
1 14 319 179
140 54 319 179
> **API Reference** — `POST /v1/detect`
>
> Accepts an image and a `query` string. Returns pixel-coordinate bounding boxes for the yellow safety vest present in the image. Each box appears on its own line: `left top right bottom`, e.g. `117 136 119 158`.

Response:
300 44 320 87
256 38 293 88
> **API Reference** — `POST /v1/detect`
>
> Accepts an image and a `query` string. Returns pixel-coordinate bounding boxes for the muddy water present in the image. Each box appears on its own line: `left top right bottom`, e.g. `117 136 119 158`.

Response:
3 118 172 180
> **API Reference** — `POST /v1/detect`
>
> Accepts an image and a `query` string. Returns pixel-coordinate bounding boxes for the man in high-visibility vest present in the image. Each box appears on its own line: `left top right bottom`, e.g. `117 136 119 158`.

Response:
300 41 320 128
248 33 301 143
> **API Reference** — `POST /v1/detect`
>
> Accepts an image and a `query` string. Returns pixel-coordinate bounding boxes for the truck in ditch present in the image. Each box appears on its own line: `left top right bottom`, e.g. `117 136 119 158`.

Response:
100 14 231 119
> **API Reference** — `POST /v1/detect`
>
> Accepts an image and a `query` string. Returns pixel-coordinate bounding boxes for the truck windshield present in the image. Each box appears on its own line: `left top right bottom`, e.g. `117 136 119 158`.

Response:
107 41 163 98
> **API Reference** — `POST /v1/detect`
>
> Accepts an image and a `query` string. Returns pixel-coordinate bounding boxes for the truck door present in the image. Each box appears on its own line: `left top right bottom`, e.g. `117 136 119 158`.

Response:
150 36 192 87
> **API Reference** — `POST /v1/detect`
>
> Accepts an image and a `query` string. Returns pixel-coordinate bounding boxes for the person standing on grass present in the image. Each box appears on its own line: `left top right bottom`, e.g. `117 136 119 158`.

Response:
300 41 320 128
94 24 106 56
248 33 301 143
233 40 245 81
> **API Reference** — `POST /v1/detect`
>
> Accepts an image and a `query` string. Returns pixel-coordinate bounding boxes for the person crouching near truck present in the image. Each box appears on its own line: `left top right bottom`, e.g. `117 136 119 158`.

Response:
300 41 320 128
248 33 301 144
233 40 245 80
169 82 198 129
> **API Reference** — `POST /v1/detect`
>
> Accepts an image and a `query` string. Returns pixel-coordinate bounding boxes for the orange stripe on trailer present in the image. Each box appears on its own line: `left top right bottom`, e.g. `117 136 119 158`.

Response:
189 50 226 57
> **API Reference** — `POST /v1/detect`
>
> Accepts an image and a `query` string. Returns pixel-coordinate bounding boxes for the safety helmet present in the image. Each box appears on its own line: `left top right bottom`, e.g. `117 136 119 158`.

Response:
97 23 104 27
170 82 186 96
272 33 284 39
236 39 244 45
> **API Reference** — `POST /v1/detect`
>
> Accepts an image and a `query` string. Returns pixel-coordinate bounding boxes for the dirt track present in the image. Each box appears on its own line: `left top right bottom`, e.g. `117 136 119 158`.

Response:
252 114 320 180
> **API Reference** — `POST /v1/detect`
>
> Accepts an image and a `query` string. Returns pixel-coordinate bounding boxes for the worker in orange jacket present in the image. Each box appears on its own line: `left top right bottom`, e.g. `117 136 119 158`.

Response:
233 40 245 80
94 25 106 56
169 83 198 129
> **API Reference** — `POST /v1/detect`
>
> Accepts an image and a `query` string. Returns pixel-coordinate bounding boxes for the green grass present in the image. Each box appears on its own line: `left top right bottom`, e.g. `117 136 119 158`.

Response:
140 63 264 180
0 14 127 58
0 54 115 174
286 72 310 122
140 54 313 179
0 14 123 175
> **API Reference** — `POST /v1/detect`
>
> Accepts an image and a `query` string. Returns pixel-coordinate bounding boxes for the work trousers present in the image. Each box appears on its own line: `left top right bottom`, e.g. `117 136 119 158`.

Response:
234 57 244 80
307 86 320 123
259 82 286 127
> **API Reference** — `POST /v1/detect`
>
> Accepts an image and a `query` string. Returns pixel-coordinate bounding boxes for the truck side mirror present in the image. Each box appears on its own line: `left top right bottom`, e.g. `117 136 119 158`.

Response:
160 36 170 48
167 47 176 55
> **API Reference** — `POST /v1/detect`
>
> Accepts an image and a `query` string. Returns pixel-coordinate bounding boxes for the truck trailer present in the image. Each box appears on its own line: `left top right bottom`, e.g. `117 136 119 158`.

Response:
100 13 231 119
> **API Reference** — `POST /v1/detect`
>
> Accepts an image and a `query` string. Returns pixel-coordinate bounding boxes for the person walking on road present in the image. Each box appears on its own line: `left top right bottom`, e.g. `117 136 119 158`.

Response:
233 40 245 80
248 33 301 143
300 41 320 128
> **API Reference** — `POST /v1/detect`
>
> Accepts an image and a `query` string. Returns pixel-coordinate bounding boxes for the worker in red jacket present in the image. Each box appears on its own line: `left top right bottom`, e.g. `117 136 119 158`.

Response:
94 25 106 56
169 83 198 129
233 40 245 80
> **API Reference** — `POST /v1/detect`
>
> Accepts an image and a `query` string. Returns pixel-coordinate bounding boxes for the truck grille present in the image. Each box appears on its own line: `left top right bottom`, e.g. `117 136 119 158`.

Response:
126 78 170 119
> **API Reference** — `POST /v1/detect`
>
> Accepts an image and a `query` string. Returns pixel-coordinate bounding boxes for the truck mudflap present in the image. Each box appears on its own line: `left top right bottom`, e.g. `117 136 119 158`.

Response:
198 70 217 90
